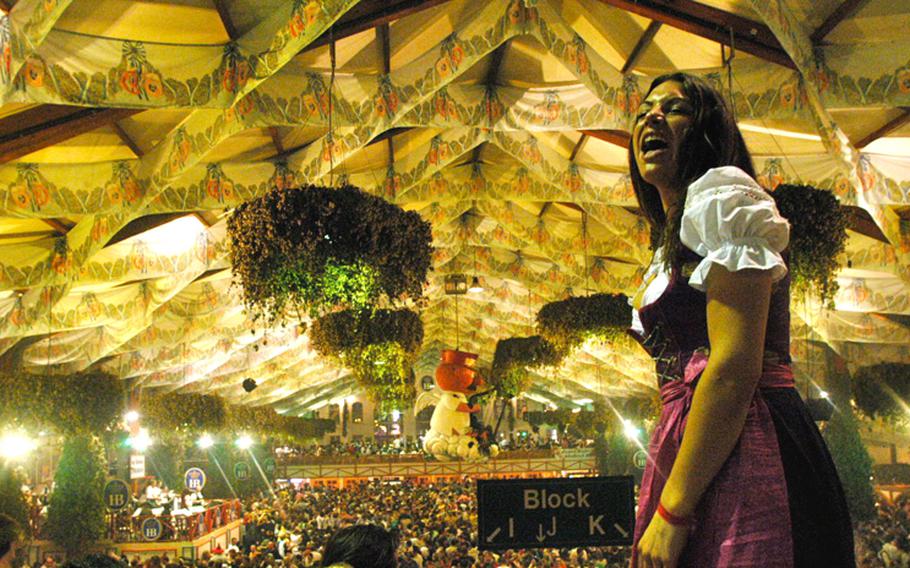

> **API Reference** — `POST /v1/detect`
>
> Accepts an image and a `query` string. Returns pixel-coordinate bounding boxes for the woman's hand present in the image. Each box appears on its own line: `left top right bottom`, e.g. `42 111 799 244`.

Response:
636 512 691 568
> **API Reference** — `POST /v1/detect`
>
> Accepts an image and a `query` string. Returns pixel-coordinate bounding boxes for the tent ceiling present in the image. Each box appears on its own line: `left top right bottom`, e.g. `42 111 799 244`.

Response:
0 0 909 413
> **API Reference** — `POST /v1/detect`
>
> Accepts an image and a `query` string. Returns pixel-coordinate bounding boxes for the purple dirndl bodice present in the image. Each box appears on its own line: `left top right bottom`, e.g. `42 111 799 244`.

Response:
630 247 798 567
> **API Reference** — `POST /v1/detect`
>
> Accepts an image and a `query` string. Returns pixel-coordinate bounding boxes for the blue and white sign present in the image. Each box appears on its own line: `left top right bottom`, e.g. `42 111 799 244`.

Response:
184 467 206 491
141 518 163 541
103 479 130 511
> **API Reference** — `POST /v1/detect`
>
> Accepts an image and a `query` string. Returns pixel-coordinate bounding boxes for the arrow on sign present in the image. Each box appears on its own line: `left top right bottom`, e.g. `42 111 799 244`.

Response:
613 523 629 538
536 517 557 542
486 527 501 543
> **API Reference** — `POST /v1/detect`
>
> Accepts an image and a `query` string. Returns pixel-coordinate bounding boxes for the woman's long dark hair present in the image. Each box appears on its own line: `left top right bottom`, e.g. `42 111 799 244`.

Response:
628 72 755 268
321 524 399 568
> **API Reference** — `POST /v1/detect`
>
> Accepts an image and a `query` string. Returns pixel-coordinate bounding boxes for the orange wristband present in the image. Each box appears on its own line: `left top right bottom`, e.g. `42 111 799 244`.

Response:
657 502 695 527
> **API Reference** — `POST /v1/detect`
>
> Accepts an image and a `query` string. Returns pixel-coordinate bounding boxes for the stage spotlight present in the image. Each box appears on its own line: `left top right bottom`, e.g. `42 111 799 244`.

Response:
236 435 253 450
622 419 641 440
242 378 257 392
129 428 153 452
197 433 214 449
0 431 36 461
125 410 140 423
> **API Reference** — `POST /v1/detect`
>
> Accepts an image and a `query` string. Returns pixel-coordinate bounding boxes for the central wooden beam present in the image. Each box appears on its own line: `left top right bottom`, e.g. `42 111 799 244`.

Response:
569 133 588 161
596 0 795 69
855 108 910 150
0 107 141 164
844 205 889 244
621 21 662 74
811 0 869 44
303 0 452 53
580 129 631 149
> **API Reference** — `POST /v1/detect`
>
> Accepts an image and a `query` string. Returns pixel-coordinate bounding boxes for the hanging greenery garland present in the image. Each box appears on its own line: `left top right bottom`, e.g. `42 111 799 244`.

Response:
536 293 631 355
0 371 123 435
141 392 227 433
489 336 563 399
228 184 433 326
136 392 333 442
310 308 424 413
226 404 335 441
852 362 910 421
771 184 848 307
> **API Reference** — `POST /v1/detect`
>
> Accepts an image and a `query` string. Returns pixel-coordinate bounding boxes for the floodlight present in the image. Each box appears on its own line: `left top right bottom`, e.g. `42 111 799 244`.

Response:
198 433 214 449
0 431 36 461
622 419 641 440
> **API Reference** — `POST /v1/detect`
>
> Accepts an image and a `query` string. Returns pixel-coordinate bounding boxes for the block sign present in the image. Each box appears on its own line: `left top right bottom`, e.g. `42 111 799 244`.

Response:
141 518 163 541
184 467 206 491
477 476 634 550
103 479 130 511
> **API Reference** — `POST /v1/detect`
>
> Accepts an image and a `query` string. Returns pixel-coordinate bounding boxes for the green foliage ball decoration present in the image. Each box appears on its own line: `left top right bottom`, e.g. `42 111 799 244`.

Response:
0 371 123 435
226 404 334 442
852 363 910 421
137 392 332 443
537 293 631 355
311 309 424 413
46 435 107 558
141 392 227 433
822 410 876 521
0 463 29 538
771 184 847 306
490 336 563 399
228 184 433 326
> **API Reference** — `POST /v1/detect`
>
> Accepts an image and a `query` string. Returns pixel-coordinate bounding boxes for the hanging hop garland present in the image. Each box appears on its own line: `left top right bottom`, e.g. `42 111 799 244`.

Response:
228 184 433 327
852 362 910 422
0 371 123 435
489 335 563 399
311 308 424 413
771 184 847 307
536 293 631 355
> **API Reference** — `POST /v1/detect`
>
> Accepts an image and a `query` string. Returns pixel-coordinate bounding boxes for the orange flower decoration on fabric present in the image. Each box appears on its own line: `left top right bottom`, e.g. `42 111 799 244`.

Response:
120 69 141 95
11 185 30 208
898 69 910 94
435 56 452 78
304 1 320 25
31 183 50 208
106 184 124 205
289 13 306 38
25 58 45 88
143 72 164 98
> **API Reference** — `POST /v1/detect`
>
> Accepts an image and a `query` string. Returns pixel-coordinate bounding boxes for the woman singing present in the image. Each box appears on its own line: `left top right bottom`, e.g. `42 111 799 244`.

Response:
628 72 855 567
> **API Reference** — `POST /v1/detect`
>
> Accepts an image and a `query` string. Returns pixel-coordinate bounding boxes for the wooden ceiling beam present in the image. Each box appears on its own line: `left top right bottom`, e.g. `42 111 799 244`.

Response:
268 126 286 155
855 108 910 150
302 0 452 53
569 133 588 161
621 21 661 74
596 0 795 70
212 0 239 40
580 129 631 149
43 218 74 235
811 0 869 45
111 122 144 157
0 107 141 164
844 205 889 244
484 40 510 87
378 23 394 166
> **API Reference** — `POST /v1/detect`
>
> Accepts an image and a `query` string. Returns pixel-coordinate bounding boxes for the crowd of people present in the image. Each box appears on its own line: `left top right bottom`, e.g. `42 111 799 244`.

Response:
856 494 910 567
277 433 592 462
243 478 630 567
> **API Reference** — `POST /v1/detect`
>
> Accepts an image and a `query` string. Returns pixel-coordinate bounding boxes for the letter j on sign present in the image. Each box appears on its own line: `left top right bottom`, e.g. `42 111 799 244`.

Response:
477 476 634 550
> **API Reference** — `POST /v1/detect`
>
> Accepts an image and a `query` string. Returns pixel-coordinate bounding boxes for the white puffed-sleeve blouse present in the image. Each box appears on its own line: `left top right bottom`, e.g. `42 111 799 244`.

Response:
630 166 790 335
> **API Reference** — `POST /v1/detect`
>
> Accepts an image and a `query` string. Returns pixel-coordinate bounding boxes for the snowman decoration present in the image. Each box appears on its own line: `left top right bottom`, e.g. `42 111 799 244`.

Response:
416 349 499 462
